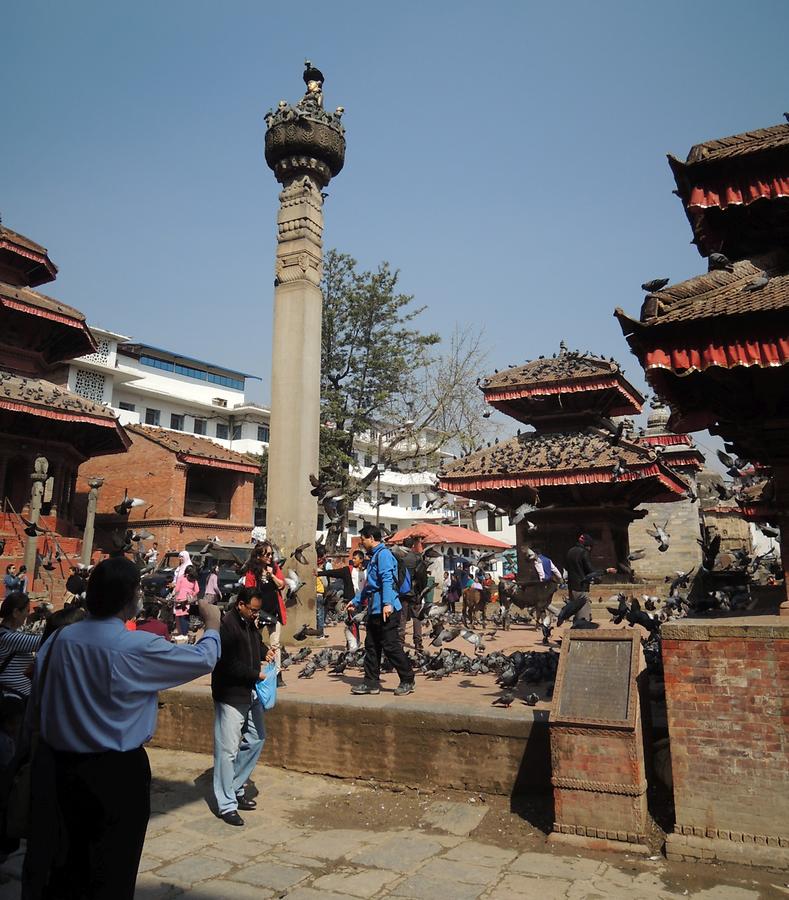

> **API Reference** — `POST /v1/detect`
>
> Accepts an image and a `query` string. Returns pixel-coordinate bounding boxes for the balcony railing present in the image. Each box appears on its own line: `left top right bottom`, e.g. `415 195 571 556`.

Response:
183 497 231 519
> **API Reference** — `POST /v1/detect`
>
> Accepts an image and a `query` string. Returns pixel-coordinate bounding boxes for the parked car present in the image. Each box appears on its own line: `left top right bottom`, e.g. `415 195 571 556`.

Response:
140 540 253 609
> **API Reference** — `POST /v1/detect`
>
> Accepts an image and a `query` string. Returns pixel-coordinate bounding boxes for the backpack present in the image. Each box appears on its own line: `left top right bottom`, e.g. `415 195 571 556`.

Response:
396 557 412 598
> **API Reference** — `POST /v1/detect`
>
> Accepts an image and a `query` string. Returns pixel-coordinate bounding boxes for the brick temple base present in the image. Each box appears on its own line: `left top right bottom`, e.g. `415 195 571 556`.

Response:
662 618 789 870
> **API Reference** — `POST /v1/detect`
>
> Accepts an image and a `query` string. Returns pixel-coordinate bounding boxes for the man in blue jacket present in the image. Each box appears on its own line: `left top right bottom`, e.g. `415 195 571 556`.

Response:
347 524 415 696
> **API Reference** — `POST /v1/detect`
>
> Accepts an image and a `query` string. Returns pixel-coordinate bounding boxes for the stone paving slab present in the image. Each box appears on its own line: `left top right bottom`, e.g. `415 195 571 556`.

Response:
181 879 274 899
347 833 445 873
487 872 571 900
311 867 402 898
420 800 489 836
228 860 311 891
440 839 518 867
418 857 498 885
389 873 485 900
509 849 606 879
153 855 233 888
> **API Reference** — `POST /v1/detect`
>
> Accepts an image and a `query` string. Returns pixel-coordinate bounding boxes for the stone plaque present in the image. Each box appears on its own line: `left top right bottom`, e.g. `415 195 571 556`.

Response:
553 632 637 725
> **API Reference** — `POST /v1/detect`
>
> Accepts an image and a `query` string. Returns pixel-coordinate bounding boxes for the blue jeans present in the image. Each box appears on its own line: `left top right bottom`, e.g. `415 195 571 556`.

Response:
212 697 265 815
316 594 326 633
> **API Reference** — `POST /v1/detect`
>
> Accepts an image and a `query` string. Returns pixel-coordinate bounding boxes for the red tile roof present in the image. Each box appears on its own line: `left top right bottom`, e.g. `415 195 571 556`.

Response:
127 425 260 474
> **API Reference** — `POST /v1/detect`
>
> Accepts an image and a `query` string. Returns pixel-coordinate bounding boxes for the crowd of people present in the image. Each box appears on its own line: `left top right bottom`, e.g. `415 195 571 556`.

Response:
0 523 615 898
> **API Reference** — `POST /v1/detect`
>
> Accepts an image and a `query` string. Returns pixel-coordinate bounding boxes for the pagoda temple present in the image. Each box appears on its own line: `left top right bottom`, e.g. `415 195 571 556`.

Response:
0 222 129 584
437 347 688 578
615 118 789 612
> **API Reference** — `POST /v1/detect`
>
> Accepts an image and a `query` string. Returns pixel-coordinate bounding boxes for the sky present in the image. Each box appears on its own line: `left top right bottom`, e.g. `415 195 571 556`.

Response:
3 0 787 455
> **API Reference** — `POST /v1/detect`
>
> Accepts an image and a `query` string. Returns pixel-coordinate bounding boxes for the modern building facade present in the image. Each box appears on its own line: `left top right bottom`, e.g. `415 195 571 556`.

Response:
67 327 271 457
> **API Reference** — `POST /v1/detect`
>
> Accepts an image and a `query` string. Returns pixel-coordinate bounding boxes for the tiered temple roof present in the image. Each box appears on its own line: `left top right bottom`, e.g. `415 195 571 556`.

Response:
439 347 687 506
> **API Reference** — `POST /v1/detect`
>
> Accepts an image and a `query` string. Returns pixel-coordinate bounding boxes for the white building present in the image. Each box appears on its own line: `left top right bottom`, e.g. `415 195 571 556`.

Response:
67 327 271 456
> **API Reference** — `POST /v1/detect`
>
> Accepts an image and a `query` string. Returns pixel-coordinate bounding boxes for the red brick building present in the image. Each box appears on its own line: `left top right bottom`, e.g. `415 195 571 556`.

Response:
79 424 258 554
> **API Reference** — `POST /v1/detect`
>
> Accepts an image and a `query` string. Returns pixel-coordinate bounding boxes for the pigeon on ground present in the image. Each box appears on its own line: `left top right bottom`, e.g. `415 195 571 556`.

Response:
492 691 515 708
523 693 539 707
298 662 316 679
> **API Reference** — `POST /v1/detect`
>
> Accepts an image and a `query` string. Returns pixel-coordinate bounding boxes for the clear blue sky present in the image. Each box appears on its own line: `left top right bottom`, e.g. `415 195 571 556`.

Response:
3 0 787 438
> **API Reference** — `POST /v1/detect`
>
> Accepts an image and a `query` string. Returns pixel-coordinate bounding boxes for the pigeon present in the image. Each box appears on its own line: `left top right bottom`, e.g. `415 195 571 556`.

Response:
668 568 695 594
431 625 461 647
611 458 627 480
523 693 539 707
492 691 515 708
298 662 316 679
641 278 670 292
509 501 537 526
646 520 670 552
289 542 311 565
284 570 305 597
350 607 368 625
291 647 312 662
607 595 628 624
742 271 769 292
708 252 734 272
460 629 485 652
21 517 46 537
293 624 309 642
113 489 146 516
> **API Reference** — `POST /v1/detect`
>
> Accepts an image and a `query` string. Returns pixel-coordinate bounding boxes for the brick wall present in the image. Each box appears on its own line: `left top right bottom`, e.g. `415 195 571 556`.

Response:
662 619 789 867
76 431 254 552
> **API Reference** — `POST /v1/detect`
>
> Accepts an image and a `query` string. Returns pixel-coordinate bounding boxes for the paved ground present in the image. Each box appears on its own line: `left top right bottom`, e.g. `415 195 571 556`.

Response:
1 749 784 899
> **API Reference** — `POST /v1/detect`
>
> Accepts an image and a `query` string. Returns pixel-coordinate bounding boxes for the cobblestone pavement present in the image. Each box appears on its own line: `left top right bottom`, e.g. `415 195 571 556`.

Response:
1 749 786 899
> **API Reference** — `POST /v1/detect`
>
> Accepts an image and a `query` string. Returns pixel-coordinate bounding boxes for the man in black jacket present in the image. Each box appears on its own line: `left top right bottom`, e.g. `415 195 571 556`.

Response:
557 533 615 627
212 587 274 826
397 536 427 651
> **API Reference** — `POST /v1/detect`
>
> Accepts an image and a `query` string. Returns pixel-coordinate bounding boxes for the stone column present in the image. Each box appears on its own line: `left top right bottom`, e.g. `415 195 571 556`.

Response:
264 62 345 640
81 476 104 567
23 456 49 575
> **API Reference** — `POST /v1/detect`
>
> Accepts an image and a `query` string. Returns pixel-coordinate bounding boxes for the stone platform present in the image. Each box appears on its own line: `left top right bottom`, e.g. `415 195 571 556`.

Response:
152 619 556 797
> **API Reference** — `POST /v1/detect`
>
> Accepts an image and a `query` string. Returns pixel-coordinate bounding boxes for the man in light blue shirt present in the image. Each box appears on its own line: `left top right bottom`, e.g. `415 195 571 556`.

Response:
25 556 221 900
347 524 414 696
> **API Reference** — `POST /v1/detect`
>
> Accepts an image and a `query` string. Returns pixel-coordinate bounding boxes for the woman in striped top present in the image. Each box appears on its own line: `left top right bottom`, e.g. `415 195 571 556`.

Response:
0 592 42 701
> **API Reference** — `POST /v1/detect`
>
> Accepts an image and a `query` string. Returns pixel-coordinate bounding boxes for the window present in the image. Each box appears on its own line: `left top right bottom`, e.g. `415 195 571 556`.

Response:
145 408 160 426
73 369 106 403
170 414 184 431
216 423 229 440
257 424 270 443
193 418 207 435
364 453 373 467
118 401 135 412
411 493 420 509
487 511 503 532
139 354 245 390
363 490 373 503
232 424 242 441
390 494 399 506
348 519 358 535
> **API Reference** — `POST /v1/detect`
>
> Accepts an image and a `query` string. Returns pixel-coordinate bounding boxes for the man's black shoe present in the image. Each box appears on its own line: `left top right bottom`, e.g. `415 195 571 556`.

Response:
236 798 257 811
221 811 244 826
351 683 380 695
394 681 415 696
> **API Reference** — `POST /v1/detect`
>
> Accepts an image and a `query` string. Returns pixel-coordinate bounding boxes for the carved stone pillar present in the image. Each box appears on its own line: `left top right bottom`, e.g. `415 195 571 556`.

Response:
24 456 49 575
81 477 104 567
264 62 345 640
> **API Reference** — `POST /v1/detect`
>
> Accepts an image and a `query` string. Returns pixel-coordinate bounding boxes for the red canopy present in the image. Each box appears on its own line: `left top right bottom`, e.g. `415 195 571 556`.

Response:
388 523 512 550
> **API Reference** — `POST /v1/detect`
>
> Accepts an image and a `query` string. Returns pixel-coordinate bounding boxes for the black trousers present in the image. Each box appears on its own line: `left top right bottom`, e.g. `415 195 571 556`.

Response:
42 746 151 900
363 611 414 686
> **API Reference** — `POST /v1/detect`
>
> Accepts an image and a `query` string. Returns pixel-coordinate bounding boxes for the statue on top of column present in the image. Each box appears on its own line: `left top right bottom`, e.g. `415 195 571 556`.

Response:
264 60 346 137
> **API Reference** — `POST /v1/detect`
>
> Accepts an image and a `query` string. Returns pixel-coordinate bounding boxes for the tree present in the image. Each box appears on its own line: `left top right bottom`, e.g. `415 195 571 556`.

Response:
318 249 490 552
